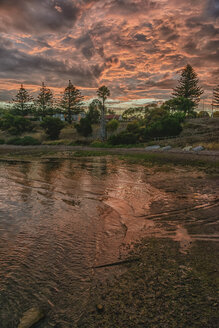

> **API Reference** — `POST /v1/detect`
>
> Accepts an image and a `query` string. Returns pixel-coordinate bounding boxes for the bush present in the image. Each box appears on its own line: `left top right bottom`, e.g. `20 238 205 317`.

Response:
0 114 34 135
109 131 138 145
107 119 119 134
213 111 219 117
69 139 91 146
41 117 65 139
197 111 210 118
186 111 197 118
75 118 92 137
6 136 41 145
143 114 182 139
0 138 5 144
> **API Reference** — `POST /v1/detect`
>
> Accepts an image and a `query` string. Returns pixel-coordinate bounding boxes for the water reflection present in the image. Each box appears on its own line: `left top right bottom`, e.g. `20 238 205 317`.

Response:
0 157 218 327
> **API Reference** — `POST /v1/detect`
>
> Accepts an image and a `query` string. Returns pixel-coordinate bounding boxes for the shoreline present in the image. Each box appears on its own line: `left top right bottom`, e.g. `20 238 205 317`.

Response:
0 144 219 168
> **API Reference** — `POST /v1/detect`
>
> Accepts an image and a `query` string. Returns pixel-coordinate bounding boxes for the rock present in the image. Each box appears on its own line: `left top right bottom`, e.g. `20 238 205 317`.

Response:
145 145 160 150
162 146 172 151
183 146 192 151
96 304 104 313
192 145 204 152
18 307 45 328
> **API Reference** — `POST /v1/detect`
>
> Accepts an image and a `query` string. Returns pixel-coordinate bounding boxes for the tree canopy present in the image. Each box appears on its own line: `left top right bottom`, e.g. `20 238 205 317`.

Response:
86 99 101 124
61 80 84 123
12 84 33 115
172 64 203 106
212 85 219 109
36 82 54 116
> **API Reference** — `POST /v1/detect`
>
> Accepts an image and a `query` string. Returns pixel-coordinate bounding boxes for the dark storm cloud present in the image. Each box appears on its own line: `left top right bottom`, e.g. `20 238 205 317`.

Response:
0 0 218 103
109 0 160 15
75 33 95 59
0 36 98 87
134 34 150 42
205 0 219 18
0 0 80 33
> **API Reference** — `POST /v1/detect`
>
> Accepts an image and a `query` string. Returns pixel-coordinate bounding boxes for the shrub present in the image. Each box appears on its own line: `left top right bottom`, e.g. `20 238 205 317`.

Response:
0 114 34 135
143 115 182 139
107 119 119 134
186 111 197 118
197 111 210 118
109 131 138 145
69 139 91 146
41 117 65 139
6 136 41 145
0 138 5 144
213 111 219 117
75 117 92 137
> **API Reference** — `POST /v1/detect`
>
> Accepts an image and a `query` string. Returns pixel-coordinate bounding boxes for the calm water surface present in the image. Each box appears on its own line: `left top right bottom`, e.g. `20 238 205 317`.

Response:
0 157 218 327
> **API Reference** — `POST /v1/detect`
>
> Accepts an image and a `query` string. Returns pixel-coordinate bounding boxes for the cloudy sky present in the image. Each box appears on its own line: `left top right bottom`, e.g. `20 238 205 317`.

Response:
0 0 218 106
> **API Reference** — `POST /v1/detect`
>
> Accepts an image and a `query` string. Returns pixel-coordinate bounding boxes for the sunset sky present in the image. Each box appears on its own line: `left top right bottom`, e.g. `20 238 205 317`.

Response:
0 0 218 107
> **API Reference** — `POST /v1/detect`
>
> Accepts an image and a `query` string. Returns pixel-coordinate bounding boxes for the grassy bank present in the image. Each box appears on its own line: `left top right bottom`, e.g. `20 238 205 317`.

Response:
72 150 219 173
0 146 218 173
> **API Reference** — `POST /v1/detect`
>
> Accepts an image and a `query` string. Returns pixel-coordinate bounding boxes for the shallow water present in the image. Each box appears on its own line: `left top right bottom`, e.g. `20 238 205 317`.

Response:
0 157 218 327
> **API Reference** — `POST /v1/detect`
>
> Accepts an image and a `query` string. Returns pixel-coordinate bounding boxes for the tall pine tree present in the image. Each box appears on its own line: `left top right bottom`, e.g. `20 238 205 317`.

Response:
12 84 33 115
172 64 203 107
36 82 54 117
212 85 219 109
61 80 84 124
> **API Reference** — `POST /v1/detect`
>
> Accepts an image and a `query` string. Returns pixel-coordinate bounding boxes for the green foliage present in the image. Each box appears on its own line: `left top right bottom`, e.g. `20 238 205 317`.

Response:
61 80 84 124
143 113 183 139
6 136 41 145
213 111 219 117
97 86 110 102
107 119 119 133
109 107 184 144
86 99 101 123
212 85 219 108
126 120 141 133
172 64 203 106
12 84 33 115
186 111 197 118
122 107 144 120
35 82 54 117
144 106 169 125
0 138 5 144
107 109 116 115
162 96 195 114
41 117 65 139
0 114 34 135
75 117 92 137
109 131 138 145
197 111 210 118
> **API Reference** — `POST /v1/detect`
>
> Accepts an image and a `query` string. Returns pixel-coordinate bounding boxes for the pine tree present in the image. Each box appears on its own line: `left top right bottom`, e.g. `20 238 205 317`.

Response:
12 84 33 115
97 85 110 141
172 64 203 106
212 85 219 108
61 80 84 124
36 82 54 117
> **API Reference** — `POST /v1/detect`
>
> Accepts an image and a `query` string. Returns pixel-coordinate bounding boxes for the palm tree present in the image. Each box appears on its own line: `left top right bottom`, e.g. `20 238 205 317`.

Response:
97 86 110 141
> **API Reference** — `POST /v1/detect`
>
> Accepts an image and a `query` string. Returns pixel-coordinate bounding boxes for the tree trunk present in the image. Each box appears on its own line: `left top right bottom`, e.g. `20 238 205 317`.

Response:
100 100 106 141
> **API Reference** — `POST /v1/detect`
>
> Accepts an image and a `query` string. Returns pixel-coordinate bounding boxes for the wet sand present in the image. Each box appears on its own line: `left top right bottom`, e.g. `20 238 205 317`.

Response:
0 151 218 327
